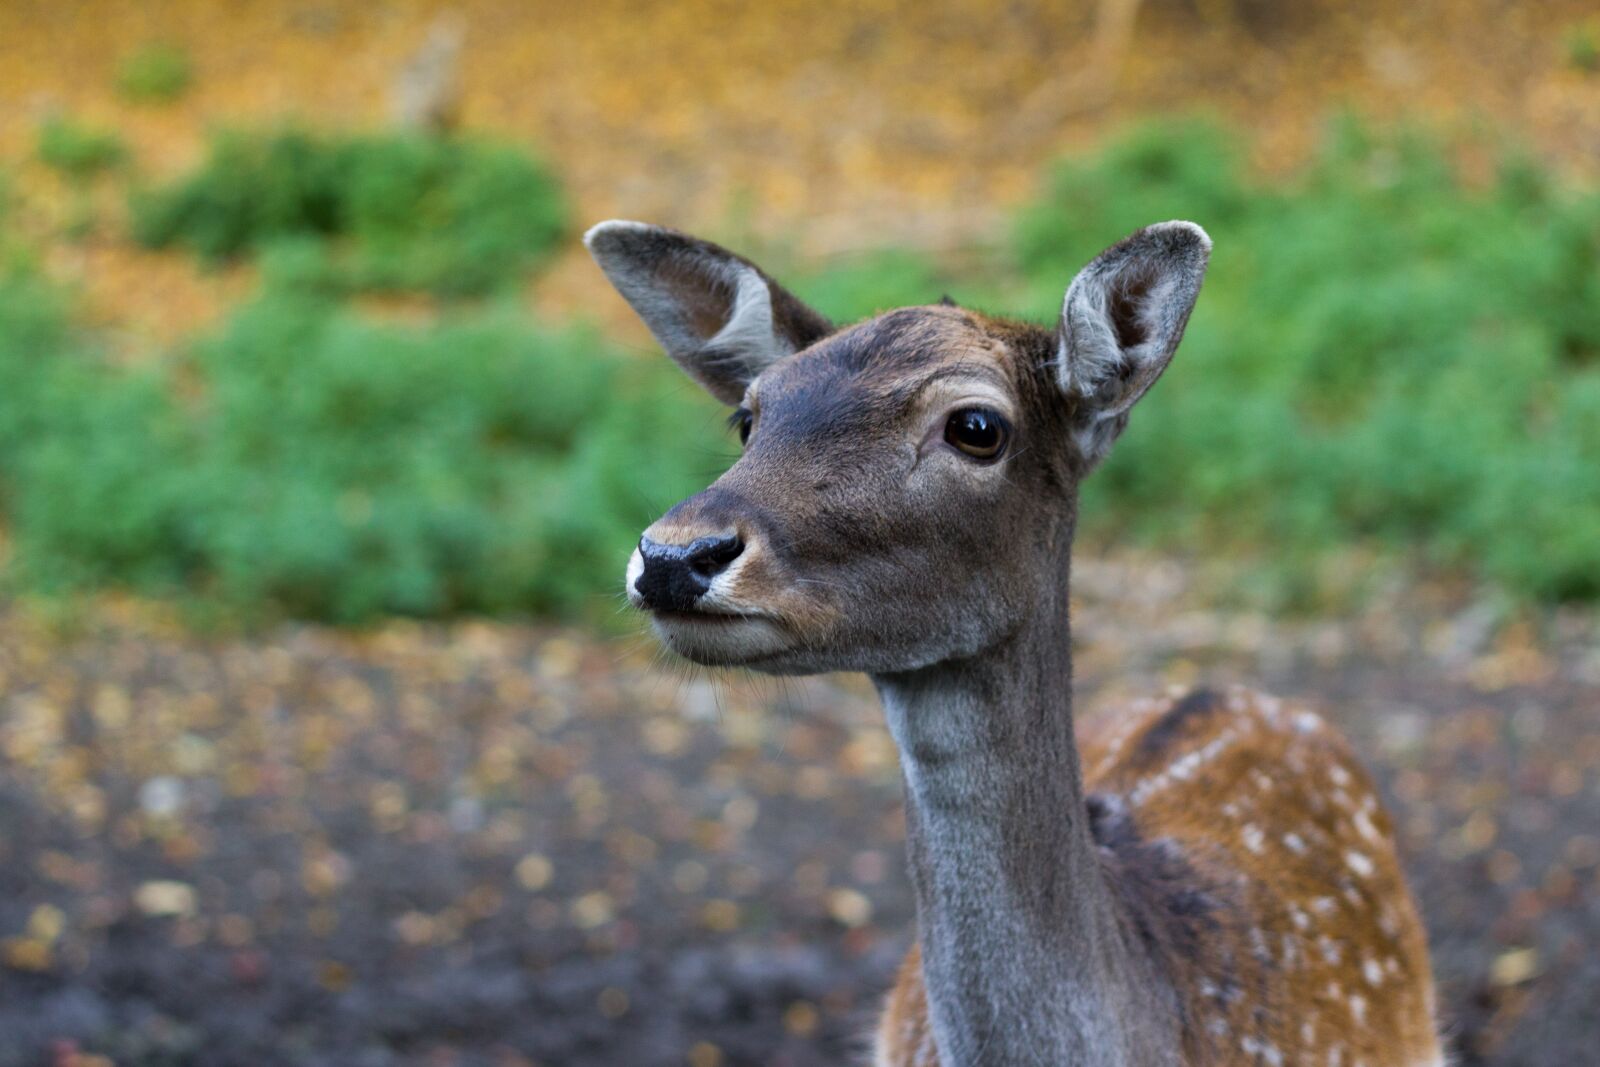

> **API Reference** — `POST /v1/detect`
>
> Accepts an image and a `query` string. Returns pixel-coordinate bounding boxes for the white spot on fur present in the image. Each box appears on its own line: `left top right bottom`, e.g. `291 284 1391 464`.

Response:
1250 926 1272 962
1363 957 1385 987
1349 995 1368 1025
1129 726 1241 806
1329 765 1352 787
1353 807 1382 844
1345 850 1375 878
1242 824 1266 853
1284 832 1308 854
1240 1036 1284 1066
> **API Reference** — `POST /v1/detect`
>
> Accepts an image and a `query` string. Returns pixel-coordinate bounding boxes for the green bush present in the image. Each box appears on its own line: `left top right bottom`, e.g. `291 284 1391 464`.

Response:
790 250 954 322
0 269 726 623
130 129 569 297
1017 117 1600 601
4 117 1598 623
1565 19 1600 72
36 117 128 180
117 43 194 103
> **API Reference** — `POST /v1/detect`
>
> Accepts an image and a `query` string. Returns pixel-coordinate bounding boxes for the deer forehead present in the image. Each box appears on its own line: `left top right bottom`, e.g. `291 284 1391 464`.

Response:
747 305 1023 414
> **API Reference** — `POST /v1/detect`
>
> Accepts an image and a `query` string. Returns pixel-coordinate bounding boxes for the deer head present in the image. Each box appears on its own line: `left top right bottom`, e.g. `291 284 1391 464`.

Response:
587 220 1209 676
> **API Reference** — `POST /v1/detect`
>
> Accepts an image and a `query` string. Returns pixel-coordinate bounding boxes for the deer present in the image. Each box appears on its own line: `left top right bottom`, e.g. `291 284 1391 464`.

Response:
586 217 1443 1067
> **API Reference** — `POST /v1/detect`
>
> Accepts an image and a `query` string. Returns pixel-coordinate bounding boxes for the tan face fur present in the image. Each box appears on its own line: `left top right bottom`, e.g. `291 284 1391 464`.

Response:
635 305 1074 673
588 219 1211 676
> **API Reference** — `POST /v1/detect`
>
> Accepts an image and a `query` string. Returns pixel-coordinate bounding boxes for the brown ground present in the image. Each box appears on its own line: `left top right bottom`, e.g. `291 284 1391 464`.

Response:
3 0 1600 346
1 558 1597 1066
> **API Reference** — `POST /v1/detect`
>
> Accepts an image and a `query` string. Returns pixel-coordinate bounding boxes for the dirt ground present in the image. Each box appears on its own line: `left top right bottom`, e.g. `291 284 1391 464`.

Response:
3 0 1600 345
1 557 1595 1066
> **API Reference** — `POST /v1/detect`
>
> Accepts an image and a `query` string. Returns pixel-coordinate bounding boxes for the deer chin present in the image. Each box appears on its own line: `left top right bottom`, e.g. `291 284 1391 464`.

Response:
648 610 795 667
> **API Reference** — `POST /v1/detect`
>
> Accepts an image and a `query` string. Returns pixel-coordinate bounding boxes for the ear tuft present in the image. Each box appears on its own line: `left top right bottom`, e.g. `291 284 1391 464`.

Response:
585 220 831 405
583 219 688 265
1056 220 1211 466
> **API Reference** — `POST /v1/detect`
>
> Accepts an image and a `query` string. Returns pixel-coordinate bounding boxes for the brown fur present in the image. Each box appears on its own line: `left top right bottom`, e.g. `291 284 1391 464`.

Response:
879 687 1440 1066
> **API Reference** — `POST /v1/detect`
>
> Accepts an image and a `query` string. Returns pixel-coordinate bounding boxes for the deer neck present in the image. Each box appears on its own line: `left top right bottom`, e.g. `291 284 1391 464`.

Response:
873 557 1173 1066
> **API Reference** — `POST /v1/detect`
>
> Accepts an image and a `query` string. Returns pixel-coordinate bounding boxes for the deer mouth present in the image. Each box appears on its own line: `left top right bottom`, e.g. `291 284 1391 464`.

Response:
652 607 757 623
648 608 792 666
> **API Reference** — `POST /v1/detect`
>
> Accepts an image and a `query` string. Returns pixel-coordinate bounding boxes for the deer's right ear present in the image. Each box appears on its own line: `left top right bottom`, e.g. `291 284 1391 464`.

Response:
584 221 833 405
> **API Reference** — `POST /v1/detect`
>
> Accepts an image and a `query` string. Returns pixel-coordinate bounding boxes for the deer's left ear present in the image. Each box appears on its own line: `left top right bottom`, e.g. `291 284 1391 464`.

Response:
1056 221 1211 466
585 221 833 405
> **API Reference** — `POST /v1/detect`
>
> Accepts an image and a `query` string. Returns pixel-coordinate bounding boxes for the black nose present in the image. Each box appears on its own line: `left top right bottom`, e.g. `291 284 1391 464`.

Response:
635 534 745 612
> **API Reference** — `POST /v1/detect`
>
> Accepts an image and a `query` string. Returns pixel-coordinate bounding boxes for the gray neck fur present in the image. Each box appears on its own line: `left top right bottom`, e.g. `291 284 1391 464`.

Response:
873 558 1178 1066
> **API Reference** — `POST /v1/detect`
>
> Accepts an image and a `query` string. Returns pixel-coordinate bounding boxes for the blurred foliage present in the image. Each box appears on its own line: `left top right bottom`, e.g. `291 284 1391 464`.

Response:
1565 19 1600 72
2 117 1598 622
116 42 194 103
1017 117 1600 602
35 117 128 180
130 128 569 297
789 250 954 323
0 266 726 623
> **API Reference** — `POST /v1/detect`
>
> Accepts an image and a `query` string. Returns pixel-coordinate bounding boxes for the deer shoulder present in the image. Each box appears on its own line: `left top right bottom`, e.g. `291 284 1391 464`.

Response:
880 686 1440 1067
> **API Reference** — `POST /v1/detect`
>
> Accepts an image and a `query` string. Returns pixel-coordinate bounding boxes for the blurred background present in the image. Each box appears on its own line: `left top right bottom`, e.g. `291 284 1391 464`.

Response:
1 1 1598 1064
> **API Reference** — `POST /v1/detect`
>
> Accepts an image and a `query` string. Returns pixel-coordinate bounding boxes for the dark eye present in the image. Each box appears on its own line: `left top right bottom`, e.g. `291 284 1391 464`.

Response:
729 408 754 446
944 408 1008 460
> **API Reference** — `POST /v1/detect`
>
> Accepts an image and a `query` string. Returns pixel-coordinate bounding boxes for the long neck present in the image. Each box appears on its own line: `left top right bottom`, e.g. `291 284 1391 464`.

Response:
873 557 1171 1066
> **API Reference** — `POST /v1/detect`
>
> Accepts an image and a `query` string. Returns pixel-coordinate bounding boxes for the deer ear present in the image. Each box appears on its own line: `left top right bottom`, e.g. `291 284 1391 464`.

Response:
585 221 833 405
1056 221 1211 466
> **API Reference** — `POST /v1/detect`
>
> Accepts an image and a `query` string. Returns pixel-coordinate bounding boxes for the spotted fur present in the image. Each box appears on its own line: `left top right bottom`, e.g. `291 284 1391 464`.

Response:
877 687 1441 1067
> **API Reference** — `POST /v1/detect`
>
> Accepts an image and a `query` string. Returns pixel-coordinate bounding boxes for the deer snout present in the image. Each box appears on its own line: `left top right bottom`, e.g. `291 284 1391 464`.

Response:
631 533 745 612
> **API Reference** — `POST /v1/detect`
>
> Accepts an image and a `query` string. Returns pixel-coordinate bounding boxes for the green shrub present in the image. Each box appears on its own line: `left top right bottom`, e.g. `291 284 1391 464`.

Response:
0 270 726 623
117 43 194 103
791 250 953 322
130 129 569 297
1565 20 1600 72
5 117 1598 622
36 117 128 180
1017 117 1600 602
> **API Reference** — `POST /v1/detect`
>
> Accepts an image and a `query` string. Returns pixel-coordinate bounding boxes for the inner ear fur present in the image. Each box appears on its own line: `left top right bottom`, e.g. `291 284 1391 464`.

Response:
1057 220 1211 465
585 221 832 404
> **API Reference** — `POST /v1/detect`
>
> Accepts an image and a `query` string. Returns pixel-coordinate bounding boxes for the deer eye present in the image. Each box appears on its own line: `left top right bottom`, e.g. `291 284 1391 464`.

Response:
729 408 754 446
944 408 1008 460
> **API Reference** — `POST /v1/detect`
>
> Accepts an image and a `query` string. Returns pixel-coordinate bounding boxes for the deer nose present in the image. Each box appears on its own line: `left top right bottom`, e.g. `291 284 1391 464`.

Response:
634 534 745 612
